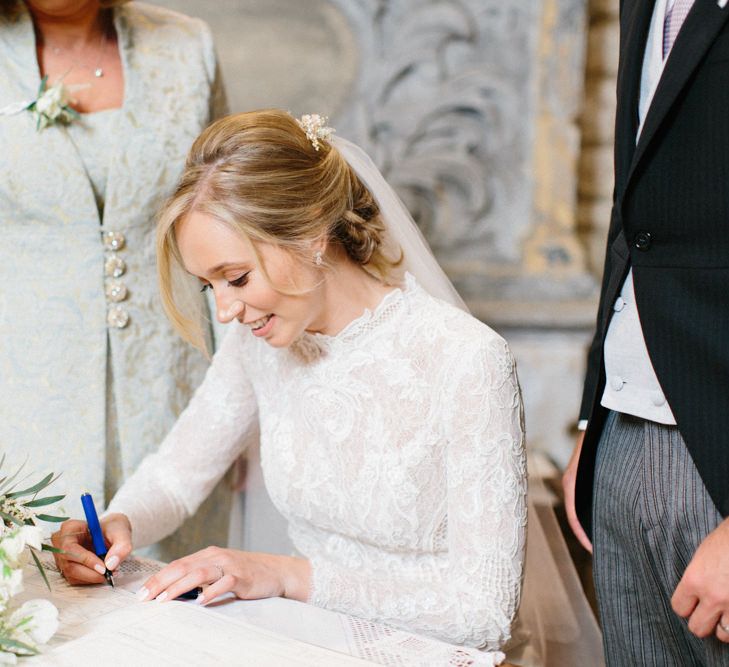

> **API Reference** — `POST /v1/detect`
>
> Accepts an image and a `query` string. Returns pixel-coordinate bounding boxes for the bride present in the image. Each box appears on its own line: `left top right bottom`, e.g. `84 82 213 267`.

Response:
53 110 527 656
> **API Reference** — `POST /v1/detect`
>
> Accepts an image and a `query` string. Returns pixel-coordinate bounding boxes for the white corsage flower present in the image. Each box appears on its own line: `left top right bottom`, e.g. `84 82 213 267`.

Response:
0 76 83 131
27 77 79 131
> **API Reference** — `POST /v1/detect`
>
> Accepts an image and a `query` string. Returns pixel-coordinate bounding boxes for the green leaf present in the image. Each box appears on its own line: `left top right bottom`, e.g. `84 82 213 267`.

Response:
0 635 39 655
7 473 55 498
0 457 28 495
23 495 65 508
41 544 64 554
35 514 69 523
30 547 51 592
0 510 23 526
37 75 48 98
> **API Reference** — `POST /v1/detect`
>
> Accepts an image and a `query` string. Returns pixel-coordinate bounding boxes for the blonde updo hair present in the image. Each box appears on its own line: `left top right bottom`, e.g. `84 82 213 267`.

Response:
157 109 403 349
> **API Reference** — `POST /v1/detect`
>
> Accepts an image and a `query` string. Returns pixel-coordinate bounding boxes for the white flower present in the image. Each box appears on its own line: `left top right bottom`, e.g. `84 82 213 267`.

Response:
18 526 41 553
34 82 70 119
26 78 80 131
0 499 34 527
0 650 17 664
9 599 59 647
0 569 23 603
0 526 41 567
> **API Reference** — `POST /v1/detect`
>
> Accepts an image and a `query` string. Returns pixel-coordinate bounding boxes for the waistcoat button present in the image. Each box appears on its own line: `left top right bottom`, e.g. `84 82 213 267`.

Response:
610 376 625 391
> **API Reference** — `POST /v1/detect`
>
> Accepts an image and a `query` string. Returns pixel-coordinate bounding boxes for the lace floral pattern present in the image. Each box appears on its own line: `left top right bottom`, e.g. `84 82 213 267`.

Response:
108 275 527 651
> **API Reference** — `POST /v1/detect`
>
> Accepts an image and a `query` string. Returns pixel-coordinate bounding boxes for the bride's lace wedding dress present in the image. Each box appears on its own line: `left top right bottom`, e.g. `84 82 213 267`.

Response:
107 274 527 651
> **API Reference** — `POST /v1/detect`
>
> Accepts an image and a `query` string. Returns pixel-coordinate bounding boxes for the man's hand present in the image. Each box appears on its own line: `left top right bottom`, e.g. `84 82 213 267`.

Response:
672 518 729 642
562 430 593 553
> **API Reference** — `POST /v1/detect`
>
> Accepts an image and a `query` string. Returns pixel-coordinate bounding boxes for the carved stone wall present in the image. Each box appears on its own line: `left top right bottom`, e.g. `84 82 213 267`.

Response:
578 0 619 273
154 0 607 470
328 1 598 329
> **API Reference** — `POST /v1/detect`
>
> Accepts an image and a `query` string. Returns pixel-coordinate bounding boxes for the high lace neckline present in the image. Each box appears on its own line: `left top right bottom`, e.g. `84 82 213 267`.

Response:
307 272 417 347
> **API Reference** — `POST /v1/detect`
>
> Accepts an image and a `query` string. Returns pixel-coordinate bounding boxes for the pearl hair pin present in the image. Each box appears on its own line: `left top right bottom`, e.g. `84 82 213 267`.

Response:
314 250 323 266
296 114 335 151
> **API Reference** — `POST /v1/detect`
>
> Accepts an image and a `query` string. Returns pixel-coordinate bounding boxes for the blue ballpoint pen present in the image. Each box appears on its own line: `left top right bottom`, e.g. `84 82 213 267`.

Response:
80 492 114 587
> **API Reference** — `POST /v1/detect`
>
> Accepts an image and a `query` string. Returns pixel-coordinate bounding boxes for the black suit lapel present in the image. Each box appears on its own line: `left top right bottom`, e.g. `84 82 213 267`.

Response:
626 0 729 189
615 0 657 193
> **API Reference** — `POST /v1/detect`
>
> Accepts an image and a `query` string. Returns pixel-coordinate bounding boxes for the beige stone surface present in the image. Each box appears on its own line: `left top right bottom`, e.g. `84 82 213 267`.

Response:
589 0 620 19
581 78 617 144
578 145 615 199
578 0 618 278
508 331 593 468
152 0 358 116
585 21 619 76
578 200 613 272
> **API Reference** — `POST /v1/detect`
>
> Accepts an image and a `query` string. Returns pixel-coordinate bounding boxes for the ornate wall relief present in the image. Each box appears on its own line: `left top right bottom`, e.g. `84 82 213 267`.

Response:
330 0 598 326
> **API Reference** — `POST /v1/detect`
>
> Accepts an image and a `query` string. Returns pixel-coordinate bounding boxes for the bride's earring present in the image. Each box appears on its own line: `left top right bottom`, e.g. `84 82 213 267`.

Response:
314 250 323 267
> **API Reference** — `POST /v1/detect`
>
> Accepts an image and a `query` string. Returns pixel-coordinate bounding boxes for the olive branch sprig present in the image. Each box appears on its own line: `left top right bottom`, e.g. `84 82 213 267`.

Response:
0 456 68 590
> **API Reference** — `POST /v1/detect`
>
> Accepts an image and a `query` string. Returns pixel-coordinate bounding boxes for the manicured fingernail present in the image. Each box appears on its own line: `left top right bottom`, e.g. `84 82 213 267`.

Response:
136 587 149 601
94 564 106 575
156 591 168 602
105 556 119 570
195 593 205 605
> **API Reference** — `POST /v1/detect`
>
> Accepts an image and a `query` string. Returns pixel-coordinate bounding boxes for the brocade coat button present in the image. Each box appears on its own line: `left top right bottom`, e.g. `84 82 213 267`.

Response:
102 230 126 252
105 281 128 303
105 255 126 278
107 307 130 329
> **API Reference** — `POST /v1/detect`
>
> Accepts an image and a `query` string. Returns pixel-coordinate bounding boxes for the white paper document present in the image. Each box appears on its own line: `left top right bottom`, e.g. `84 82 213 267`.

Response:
20 556 501 666
20 557 369 666
209 597 503 666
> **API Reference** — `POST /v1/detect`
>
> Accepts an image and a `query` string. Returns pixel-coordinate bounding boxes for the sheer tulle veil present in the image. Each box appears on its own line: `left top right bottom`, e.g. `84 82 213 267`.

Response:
332 135 602 666
331 137 466 308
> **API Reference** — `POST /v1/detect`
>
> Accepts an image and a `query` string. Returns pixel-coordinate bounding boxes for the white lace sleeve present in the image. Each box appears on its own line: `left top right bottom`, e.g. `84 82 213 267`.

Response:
308 333 527 650
107 324 258 548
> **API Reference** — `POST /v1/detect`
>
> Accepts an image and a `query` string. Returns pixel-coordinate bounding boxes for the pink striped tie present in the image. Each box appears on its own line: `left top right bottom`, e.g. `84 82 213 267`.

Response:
663 0 696 58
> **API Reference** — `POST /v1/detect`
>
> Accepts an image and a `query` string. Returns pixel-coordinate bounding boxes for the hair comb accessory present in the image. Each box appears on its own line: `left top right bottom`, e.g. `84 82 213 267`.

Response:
296 114 335 151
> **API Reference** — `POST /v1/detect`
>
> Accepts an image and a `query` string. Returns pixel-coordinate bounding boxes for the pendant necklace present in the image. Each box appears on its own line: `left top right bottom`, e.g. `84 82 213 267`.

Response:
43 22 109 78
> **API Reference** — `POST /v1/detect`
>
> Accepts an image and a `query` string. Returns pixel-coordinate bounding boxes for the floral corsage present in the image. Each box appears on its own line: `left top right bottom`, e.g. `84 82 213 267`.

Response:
27 77 79 131
0 76 80 132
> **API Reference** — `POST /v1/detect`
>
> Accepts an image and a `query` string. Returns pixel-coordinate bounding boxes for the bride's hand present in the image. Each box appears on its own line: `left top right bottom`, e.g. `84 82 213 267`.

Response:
138 546 311 605
51 513 133 584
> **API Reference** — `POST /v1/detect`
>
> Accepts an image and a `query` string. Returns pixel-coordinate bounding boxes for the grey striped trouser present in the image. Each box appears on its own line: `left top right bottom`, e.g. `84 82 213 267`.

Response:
593 410 729 666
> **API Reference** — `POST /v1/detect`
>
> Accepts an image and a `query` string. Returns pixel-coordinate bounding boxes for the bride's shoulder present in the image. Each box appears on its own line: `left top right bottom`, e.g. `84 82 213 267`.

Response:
407 281 511 359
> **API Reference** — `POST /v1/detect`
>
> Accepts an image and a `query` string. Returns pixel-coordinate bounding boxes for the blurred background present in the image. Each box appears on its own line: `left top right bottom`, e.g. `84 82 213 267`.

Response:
153 0 618 476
